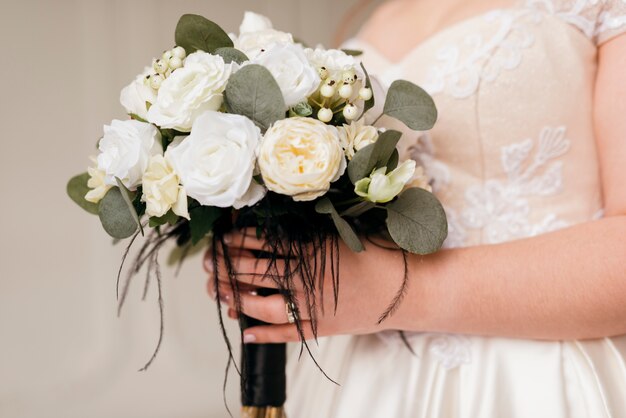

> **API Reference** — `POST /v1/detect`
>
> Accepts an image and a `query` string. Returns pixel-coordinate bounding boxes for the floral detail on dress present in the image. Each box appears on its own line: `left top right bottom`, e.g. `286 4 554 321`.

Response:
427 334 473 369
462 126 571 244
422 9 541 99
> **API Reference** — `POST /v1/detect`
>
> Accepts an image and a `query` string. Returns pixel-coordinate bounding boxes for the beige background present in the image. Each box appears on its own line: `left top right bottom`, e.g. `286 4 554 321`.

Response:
0 1 381 417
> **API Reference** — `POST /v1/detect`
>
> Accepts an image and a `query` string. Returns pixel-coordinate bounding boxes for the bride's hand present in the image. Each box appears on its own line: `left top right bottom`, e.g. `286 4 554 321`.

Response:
203 228 413 344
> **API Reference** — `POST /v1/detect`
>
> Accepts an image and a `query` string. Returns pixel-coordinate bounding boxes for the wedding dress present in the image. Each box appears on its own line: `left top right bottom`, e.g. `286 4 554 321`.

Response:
285 1 626 416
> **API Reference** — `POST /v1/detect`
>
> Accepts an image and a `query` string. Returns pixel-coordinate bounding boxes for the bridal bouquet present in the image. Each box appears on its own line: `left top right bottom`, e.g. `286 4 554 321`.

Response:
67 11 446 417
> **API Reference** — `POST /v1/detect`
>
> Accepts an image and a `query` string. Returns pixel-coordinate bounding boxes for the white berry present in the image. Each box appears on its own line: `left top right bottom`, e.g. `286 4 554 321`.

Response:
172 46 186 59
318 66 329 80
359 87 373 101
153 59 168 74
168 56 183 70
342 69 357 85
149 74 164 90
343 104 358 120
320 84 336 98
162 50 174 61
338 83 354 99
318 107 333 123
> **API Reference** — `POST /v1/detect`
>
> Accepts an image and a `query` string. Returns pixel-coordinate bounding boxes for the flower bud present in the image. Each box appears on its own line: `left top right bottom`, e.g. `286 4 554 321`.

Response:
317 107 333 123
354 161 416 203
343 103 358 120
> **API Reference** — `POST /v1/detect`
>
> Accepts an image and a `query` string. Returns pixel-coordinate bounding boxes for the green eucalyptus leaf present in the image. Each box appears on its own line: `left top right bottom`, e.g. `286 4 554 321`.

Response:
98 187 139 239
215 47 249 64
189 206 221 245
149 210 179 228
342 49 363 56
386 188 448 254
67 172 99 215
387 149 399 171
224 64 286 131
290 101 313 117
115 178 143 236
383 80 437 131
174 14 233 54
348 129 402 183
315 198 364 252
360 63 375 115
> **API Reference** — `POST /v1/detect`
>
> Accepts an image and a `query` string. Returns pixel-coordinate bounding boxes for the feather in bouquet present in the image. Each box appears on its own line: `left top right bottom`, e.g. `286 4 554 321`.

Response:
66 11 447 417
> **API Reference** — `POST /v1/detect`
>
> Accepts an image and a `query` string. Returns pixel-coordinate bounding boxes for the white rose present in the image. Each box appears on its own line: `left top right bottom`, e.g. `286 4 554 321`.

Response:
166 111 266 209
258 117 346 201
147 52 234 132
141 154 189 219
119 66 157 121
85 157 112 203
252 43 320 107
97 119 162 190
232 12 294 60
338 119 379 160
304 47 365 82
355 160 416 203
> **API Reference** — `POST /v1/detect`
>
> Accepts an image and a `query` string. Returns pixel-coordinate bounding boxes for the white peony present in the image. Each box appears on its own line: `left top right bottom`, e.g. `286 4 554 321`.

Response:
338 119 379 160
119 66 157 121
166 111 266 209
147 52 234 132
258 117 346 201
305 47 364 82
252 43 320 107
96 119 163 190
232 11 294 60
142 154 189 219
355 160 416 203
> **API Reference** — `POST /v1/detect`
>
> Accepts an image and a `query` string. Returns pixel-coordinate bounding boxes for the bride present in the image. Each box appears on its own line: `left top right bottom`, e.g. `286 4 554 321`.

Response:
206 0 626 416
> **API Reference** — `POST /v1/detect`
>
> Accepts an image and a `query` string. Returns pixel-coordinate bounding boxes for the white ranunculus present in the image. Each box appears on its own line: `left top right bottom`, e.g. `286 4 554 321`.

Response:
232 11 294 60
258 117 346 201
355 160 416 203
120 66 157 120
252 43 320 107
142 154 189 219
338 119 379 160
147 52 234 132
166 111 266 209
304 47 364 82
96 119 163 190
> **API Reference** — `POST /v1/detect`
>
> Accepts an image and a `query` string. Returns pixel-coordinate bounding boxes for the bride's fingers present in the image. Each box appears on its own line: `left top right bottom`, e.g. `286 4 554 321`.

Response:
243 321 322 344
205 248 285 289
223 228 269 252
233 293 309 324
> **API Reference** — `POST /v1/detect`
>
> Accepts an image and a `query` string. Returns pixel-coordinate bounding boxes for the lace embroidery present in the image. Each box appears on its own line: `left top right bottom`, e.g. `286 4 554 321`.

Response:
422 9 540 99
462 126 571 244
427 334 473 369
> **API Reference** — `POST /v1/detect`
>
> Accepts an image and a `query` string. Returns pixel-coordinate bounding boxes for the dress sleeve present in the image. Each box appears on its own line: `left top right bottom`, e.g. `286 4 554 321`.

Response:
596 0 626 45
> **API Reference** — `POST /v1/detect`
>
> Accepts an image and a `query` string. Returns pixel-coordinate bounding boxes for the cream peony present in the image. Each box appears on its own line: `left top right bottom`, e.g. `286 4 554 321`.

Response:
147 52 234 132
85 157 112 203
355 160 416 203
97 119 162 190
141 154 189 219
119 66 157 121
166 111 266 209
258 117 346 201
338 119 379 160
252 43 320 107
233 12 293 60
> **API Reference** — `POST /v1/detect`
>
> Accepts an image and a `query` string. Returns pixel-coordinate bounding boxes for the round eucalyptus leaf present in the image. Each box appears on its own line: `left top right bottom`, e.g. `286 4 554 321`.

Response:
175 14 233 54
215 47 249 64
383 80 437 131
98 188 138 239
67 172 99 215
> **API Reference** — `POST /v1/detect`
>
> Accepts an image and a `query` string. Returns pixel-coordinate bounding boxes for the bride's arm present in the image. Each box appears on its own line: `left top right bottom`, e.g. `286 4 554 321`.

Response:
207 36 626 344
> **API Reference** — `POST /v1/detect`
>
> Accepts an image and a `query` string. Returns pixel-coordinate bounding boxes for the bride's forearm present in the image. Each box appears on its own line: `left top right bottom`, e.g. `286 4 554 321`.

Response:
396 216 626 340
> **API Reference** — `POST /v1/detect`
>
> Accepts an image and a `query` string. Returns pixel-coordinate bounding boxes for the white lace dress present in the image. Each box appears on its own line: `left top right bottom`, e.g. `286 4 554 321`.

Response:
285 1 626 417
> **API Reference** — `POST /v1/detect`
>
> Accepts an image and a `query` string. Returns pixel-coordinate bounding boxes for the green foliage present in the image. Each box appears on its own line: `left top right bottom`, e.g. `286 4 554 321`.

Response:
149 210 179 228
360 63 375 115
385 188 448 254
224 64 287 131
347 129 402 183
315 198 364 252
67 172 99 215
289 102 313 117
342 49 363 56
174 14 233 54
98 187 139 239
215 47 249 64
383 80 437 131
115 178 143 236
189 206 222 245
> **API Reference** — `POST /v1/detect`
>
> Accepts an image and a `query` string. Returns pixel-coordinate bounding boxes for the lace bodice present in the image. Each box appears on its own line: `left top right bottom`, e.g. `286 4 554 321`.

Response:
343 0 626 368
